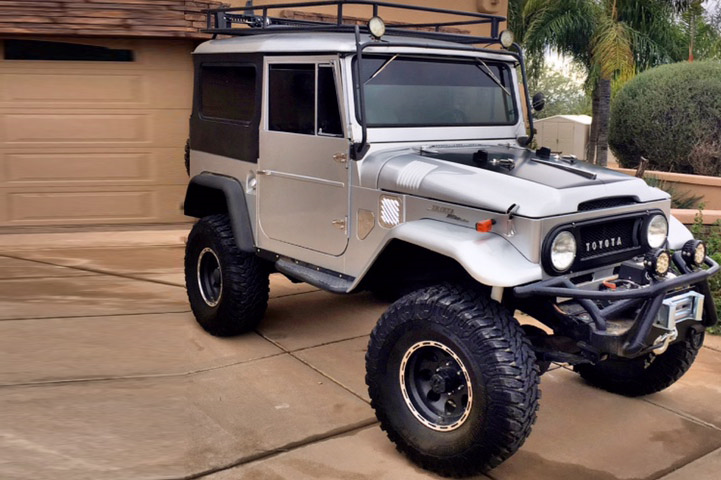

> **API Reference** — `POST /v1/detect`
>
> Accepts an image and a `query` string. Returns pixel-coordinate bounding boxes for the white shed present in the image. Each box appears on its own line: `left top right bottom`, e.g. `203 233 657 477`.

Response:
534 115 592 161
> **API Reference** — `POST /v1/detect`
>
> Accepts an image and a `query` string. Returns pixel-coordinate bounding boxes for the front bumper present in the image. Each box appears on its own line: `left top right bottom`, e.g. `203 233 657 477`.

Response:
514 253 719 358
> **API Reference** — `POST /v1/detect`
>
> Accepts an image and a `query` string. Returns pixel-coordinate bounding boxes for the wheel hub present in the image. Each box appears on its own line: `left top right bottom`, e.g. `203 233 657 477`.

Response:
430 366 461 394
399 341 473 432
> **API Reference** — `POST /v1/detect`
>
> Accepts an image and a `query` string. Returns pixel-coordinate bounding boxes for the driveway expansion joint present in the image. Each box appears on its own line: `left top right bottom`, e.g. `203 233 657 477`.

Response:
0 310 192 323
289 333 369 354
256 330 371 405
171 419 379 480
657 446 721 480
0 253 186 289
642 398 721 432
0 350 287 389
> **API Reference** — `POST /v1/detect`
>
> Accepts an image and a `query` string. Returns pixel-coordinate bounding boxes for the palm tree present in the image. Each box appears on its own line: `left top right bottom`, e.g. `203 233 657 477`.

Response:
510 0 684 166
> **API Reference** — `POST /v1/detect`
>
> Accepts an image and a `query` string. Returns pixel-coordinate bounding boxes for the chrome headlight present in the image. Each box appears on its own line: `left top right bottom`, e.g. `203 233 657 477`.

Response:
645 214 668 249
550 231 577 272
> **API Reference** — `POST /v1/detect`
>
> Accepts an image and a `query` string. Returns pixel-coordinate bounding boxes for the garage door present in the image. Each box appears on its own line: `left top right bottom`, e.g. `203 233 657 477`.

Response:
0 37 193 227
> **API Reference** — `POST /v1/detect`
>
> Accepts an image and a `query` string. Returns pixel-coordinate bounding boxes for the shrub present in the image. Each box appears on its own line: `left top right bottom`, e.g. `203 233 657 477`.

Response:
691 207 721 335
609 61 721 175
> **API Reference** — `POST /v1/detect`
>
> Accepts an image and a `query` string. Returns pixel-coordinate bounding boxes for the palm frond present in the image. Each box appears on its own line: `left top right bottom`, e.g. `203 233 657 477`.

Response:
593 16 634 80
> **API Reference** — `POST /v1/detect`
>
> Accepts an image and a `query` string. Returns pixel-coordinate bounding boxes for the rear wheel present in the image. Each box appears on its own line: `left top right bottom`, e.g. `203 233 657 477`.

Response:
366 284 540 476
576 327 704 397
185 214 269 336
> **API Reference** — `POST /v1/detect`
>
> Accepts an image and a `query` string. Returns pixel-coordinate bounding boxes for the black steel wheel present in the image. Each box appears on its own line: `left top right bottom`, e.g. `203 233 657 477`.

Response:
400 340 473 432
366 284 540 476
185 214 269 336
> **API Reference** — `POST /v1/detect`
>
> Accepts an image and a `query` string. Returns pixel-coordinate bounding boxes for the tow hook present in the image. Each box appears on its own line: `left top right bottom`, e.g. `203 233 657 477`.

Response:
651 330 678 355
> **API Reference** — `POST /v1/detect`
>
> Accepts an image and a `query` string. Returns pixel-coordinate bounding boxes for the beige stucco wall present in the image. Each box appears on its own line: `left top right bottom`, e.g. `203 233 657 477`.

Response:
614 168 721 211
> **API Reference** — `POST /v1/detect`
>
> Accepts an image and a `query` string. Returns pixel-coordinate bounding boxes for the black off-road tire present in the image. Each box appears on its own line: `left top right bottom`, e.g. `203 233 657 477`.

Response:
366 284 540 477
185 214 269 336
576 328 704 397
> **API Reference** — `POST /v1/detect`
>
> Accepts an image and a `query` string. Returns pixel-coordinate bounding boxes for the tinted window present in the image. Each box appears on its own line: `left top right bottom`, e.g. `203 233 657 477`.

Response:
200 66 256 122
317 66 343 136
358 55 518 127
268 64 315 135
4 40 133 62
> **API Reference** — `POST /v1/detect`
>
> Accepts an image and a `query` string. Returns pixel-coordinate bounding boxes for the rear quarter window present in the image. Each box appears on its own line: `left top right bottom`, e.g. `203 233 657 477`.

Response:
200 65 256 122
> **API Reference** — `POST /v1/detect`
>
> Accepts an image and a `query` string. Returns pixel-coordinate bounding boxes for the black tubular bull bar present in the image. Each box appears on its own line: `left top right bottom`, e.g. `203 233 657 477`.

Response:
514 254 719 356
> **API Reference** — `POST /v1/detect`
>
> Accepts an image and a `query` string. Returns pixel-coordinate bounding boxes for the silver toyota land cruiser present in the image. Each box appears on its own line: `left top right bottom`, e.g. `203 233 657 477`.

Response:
183 1 719 475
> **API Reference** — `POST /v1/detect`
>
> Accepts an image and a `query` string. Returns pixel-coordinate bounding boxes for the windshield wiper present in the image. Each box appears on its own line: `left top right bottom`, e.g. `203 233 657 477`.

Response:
365 54 398 84
475 58 511 96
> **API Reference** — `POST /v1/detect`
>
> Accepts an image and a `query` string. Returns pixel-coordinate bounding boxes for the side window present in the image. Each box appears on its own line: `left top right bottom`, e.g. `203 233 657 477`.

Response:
200 65 256 122
317 66 343 136
268 64 315 135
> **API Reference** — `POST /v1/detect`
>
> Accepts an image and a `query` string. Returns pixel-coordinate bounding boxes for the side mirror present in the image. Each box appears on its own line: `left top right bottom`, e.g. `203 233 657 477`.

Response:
532 92 546 112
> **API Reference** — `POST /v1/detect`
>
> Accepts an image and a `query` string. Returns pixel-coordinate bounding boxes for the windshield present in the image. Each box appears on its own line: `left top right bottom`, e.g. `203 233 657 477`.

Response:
357 55 519 128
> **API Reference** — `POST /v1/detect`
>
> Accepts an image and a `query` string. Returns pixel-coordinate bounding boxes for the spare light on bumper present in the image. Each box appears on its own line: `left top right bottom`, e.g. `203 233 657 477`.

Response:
682 239 706 267
645 214 668 249
549 231 577 273
645 249 671 277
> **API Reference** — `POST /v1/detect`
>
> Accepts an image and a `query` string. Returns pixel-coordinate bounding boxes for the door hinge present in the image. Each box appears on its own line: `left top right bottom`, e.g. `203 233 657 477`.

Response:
333 152 348 166
331 216 347 233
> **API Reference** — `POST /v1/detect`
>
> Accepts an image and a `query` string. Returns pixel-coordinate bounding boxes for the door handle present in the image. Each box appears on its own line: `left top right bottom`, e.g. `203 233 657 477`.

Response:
331 217 347 233
333 152 348 166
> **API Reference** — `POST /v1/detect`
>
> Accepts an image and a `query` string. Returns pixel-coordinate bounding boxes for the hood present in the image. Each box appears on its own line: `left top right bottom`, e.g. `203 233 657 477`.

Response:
367 145 668 218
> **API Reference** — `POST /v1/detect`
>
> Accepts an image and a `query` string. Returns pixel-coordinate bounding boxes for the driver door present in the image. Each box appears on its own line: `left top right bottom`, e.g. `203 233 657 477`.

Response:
258 58 350 256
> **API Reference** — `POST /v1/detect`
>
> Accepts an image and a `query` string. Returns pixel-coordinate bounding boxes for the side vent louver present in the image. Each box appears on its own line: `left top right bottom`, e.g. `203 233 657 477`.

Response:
379 195 402 228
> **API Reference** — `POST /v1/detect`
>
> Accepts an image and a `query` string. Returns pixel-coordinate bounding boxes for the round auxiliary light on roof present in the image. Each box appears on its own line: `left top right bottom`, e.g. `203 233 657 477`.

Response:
368 16 386 39
499 29 515 49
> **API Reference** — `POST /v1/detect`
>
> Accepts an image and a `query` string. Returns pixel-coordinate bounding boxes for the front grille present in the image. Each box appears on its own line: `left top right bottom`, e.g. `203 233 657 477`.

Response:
577 217 639 260
543 212 653 275
578 196 637 212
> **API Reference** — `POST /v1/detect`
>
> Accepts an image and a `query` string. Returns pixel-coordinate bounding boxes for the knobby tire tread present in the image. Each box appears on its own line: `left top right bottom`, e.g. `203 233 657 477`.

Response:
366 283 540 477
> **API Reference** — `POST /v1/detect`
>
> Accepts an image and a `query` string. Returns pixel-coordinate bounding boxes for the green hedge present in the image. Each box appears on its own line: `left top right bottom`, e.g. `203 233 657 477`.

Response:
609 61 721 175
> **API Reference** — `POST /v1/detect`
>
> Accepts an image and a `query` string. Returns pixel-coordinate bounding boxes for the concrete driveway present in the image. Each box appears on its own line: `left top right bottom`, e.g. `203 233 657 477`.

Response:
1 229 720 480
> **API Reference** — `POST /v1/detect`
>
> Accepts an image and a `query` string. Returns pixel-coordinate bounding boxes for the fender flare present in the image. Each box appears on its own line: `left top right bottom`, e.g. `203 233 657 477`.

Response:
376 219 542 288
184 173 255 253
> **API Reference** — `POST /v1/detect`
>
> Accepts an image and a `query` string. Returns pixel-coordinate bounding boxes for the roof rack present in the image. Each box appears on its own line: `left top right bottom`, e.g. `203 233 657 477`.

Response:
203 0 507 45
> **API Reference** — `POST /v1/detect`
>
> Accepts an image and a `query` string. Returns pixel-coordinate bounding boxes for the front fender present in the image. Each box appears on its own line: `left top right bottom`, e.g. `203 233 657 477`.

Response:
668 215 694 250
388 219 542 288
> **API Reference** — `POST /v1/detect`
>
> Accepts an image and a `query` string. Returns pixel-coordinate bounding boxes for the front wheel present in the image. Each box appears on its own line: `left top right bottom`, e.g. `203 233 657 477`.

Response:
576 327 704 397
365 284 540 476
